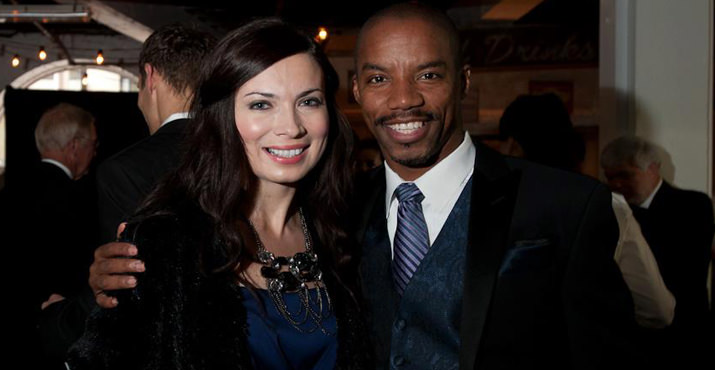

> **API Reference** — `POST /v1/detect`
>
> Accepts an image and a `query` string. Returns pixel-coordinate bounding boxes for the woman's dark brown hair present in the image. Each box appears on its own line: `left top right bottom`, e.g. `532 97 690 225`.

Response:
136 18 354 283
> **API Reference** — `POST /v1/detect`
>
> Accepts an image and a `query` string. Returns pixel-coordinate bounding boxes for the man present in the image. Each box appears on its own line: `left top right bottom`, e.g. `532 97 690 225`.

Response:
90 4 637 369
31 103 98 300
38 23 215 359
97 23 216 244
601 135 714 366
10 103 98 369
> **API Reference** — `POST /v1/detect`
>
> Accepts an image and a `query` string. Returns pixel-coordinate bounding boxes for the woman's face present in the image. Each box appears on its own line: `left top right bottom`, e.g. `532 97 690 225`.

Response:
234 53 329 187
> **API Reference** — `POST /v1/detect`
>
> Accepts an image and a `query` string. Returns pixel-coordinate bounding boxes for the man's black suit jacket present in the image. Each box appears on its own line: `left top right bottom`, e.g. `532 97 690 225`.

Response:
23 162 98 300
6 161 98 369
353 143 638 369
630 181 713 340
96 118 188 243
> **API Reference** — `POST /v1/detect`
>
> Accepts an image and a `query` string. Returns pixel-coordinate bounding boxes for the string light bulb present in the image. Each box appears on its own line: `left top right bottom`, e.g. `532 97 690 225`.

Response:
38 47 47 61
316 27 328 42
95 49 104 65
81 72 88 86
11 54 20 68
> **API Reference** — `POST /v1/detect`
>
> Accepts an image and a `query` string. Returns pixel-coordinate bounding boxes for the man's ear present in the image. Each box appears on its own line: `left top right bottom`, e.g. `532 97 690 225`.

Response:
460 65 471 98
61 137 79 161
352 73 361 105
143 64 155 91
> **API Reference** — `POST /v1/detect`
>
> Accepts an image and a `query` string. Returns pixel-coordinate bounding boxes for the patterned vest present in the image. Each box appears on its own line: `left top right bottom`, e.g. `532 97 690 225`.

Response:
360 178 473 370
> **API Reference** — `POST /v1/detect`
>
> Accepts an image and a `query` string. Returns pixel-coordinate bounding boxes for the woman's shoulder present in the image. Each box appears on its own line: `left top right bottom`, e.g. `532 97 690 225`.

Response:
120 213 182 243
119 206 211 263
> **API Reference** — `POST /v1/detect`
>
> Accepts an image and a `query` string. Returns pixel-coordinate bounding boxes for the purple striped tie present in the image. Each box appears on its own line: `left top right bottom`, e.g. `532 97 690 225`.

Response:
392 183 429 296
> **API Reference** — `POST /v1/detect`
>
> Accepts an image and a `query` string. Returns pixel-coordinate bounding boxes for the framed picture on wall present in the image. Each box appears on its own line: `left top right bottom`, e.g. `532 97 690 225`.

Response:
528 80 574 114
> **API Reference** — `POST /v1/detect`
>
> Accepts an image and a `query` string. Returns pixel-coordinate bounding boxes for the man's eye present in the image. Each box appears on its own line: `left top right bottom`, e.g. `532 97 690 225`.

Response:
420 72 440 80
367 75 386 84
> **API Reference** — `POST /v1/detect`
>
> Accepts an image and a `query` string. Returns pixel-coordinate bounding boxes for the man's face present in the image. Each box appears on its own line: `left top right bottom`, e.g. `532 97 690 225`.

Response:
352 16 468 180
603 162 660 205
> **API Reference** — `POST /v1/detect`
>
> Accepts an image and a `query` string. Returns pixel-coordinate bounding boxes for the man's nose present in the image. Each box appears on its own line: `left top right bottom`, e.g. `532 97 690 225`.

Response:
387 78 424 111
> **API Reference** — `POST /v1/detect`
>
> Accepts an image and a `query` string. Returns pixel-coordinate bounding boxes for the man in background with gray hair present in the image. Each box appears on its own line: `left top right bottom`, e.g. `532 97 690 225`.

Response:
601 135 714 368
33 102 99 299
10 103 100 369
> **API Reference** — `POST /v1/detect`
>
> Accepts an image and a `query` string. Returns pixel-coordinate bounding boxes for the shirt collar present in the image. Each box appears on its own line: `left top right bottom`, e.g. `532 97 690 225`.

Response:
41 158 72 179
639 178 663 209
160 112 190 128
385 131 476 215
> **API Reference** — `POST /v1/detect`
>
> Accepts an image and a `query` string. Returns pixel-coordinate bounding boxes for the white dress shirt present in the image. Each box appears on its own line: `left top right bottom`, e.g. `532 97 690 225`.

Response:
41 158 72 179
160 112 190 129
612 192 675 328
384 131 476 255
639 178 663 209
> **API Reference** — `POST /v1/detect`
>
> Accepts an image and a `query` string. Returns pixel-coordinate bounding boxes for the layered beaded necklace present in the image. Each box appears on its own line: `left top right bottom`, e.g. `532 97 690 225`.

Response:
246 208 334 335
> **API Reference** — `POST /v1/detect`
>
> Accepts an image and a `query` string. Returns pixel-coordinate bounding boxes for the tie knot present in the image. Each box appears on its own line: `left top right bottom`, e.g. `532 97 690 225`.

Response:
395 183 424 203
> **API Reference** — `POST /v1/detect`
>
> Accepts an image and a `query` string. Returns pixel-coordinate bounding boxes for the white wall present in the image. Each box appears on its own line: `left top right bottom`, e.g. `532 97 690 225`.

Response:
633 0 712 194
600 0 713 195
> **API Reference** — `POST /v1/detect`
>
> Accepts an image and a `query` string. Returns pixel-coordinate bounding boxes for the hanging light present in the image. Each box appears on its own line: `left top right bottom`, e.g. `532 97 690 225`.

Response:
11 54 20 67
38 46 47 61
95 49 104 65
81 71 88 86
316 27 328 42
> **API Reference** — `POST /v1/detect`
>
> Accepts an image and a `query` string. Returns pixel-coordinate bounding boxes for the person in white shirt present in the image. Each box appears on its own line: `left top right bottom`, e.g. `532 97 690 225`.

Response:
602 135 714 368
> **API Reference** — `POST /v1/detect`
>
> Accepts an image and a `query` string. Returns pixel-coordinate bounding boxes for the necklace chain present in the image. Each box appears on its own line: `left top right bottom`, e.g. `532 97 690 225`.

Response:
247 208 334 335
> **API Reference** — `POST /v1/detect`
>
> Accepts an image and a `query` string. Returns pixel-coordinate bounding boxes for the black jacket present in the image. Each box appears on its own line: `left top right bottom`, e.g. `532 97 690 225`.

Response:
96 118 189 244
67 204 373 369
354 143 639 370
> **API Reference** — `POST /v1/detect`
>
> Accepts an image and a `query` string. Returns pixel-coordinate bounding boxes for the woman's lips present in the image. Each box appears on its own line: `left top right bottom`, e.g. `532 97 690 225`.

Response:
263 145 309 164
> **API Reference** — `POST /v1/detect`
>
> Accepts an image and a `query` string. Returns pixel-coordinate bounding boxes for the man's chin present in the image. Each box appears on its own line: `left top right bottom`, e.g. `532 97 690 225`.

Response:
392 152 439 169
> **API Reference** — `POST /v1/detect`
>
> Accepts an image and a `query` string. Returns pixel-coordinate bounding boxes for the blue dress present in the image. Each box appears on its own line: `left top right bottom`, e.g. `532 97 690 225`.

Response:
241 287 338 370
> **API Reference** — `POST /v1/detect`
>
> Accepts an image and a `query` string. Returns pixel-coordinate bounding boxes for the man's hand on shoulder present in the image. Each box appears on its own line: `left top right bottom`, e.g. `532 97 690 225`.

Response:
89 223 145 308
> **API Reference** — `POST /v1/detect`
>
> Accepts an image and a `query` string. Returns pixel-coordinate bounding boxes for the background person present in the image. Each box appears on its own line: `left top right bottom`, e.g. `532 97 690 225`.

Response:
601 135 715 368
11 103 98 369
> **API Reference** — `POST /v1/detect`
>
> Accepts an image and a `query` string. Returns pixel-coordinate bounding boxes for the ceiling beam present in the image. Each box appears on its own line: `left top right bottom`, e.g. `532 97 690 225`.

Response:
0 4 90 22
56 0 153 43
481 0 544 21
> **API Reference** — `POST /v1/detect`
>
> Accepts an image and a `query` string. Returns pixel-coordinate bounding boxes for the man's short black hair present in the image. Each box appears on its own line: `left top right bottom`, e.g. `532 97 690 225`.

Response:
356 2 463 67
139 23 216 94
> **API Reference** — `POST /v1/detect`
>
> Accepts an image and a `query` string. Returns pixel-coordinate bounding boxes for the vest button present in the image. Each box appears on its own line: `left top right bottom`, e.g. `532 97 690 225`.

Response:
395 319 406 330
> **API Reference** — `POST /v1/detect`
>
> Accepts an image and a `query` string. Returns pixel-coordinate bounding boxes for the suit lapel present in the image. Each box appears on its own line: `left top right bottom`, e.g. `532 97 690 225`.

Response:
459 144 521 370
646 180 671 213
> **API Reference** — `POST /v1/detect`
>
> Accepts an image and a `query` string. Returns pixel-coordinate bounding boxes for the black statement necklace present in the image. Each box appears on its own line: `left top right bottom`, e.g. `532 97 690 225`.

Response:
247 208 334 335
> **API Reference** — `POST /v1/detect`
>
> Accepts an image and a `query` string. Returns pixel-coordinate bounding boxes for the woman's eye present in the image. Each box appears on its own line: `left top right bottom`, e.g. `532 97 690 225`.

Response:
300 97 323 107
249 101 270 110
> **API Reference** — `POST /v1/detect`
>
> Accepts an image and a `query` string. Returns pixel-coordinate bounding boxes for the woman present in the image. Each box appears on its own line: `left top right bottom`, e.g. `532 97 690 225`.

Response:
67 18 372 369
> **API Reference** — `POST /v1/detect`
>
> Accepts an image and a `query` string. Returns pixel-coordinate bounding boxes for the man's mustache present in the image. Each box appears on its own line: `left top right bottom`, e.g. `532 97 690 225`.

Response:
374 109 439 127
